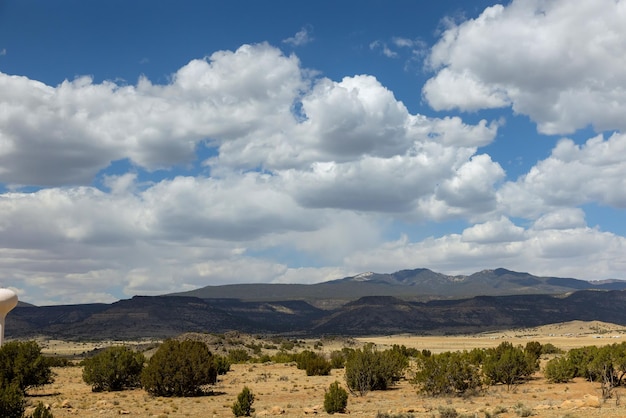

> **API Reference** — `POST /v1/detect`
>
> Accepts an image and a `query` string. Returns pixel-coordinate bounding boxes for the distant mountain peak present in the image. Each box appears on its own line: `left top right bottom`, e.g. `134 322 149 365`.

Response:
353 272 375 281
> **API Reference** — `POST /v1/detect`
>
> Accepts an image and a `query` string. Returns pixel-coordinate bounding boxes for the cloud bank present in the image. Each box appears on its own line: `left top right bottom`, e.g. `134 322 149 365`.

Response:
2 1 626 304
423 0 626 134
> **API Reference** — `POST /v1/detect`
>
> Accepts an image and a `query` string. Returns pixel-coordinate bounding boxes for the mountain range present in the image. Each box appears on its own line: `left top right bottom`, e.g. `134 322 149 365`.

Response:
6 268 626 340
170 267 626 303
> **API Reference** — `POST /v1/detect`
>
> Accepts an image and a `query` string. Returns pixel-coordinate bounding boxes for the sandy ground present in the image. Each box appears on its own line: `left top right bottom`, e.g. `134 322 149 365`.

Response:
23 321 626 417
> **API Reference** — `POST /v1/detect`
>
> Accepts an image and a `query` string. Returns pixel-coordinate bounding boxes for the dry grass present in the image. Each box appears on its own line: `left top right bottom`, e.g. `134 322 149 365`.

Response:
23 321 626 417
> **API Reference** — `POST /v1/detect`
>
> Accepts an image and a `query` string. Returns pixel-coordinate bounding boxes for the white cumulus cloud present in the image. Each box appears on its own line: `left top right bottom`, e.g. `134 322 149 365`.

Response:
499 132 626 219
423 0 626 134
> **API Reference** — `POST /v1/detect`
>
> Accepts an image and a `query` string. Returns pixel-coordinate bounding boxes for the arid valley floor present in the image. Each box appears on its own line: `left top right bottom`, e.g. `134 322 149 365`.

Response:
21 321 626 417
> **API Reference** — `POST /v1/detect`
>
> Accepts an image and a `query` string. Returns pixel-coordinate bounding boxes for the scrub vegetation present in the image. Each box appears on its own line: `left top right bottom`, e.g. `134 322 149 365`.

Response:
3 322 626 417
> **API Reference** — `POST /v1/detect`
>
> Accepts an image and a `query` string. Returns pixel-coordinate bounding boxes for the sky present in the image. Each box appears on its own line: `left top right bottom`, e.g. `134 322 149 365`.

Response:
1 0 626 306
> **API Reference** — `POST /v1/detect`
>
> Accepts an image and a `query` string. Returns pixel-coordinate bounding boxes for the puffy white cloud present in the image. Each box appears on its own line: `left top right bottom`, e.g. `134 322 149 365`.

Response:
345 220 626 281
408 115 499 148
300 75 411 158
283 152 451 212
0 43 305 186
434 154 505 212
423 0 626 134
423 68 510 112
143 174 321 241
412 153 505 221
532 208 587 231
0 42 499 186
500 132 626 219
462 217 525 243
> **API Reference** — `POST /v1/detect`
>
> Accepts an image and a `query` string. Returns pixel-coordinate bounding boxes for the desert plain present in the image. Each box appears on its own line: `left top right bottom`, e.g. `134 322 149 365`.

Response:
21 320 626 417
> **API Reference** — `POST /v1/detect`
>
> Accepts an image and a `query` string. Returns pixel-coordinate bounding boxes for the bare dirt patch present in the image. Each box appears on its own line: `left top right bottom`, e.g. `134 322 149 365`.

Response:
24 321 626 417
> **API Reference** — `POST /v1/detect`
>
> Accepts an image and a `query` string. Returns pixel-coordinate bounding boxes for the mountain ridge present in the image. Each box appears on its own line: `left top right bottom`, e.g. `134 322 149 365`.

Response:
169 267 626 302
6 267 626 341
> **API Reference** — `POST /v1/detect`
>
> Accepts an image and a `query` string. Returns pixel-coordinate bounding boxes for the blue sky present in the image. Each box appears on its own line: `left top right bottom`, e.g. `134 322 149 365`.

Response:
1 0 625 305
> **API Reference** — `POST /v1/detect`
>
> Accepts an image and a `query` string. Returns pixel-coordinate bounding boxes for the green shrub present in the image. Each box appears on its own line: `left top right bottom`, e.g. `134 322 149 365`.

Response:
391 344 419 358
330 350 346 369
82 346 145 392
0 382 24 418
324 381 348 414
228 348 250 364
31 401 54 418
513 402 533 417
524 341 542 361
44 357 72 368
214 355 231 375
296 350 331 376
375 413 415 418
256 354 271 363
270 351 295 363
244 342 262 355
231 386 255 416
544 356 576 383
280 341 295 351
295 350 316 369
344 344 408 396
587 343 623 389
141 339 217 397
437 406 458 418
0 341 53 393
541 343 563 355
565 345 598 380
483 342 536 390
412 351 482 396
467 347 486 364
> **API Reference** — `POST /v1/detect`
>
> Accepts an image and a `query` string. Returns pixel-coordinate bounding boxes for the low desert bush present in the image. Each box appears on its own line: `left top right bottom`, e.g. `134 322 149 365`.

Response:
513 402 533 417
412 350 482 396
0 382 24 418
437 406 458 418
324 381 348 414
82 346 145 392
228 348 250 364
540 343 563 355
296 350 331 376
270 350 295 363
44 356 72 368
31 401 54 418
141 339 217 397
214 354 231 375
330 350 346 368
544 356 576 383
483 342 537 390
390 344 420 358
0 340 53 393
375 413 415 418
344 343 408 395
231 386 255 416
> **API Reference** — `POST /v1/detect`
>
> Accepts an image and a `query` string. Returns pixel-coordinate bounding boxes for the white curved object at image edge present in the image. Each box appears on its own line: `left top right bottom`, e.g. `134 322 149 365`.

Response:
0 288 18 346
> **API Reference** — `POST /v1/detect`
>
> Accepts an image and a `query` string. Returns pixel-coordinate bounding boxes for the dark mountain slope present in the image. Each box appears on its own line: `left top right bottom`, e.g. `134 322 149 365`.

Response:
312 290 626 335
6 296 325 340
